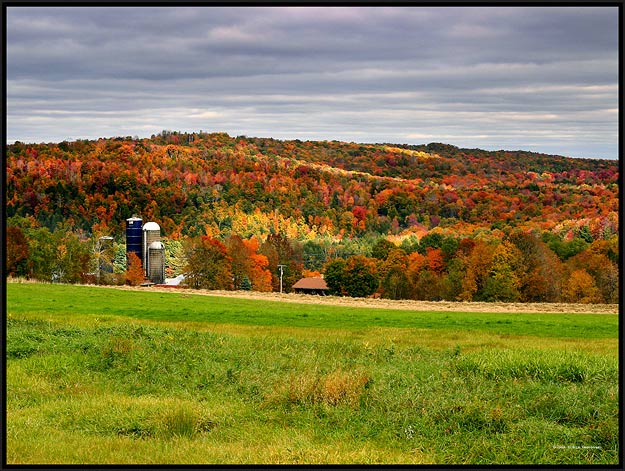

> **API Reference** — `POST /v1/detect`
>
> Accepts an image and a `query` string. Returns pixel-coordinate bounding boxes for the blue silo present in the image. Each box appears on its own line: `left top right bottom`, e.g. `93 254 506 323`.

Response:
126 216 143 267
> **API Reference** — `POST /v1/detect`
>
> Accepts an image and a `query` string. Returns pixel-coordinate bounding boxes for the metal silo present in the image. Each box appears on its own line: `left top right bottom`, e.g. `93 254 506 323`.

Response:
147 241 165 284
142 221 161 275
126 216 143 267
98 236 114 275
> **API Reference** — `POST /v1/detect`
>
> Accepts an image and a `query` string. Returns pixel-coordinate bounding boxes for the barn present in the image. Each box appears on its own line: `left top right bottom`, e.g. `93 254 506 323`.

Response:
292 277 329 295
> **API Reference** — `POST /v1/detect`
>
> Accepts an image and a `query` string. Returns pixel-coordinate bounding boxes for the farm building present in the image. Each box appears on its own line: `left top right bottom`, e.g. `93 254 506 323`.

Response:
125 216 165 285
292 277 328 295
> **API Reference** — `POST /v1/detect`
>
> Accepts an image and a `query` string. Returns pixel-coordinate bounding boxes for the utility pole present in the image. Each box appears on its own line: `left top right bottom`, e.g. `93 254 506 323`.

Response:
278 264 286 293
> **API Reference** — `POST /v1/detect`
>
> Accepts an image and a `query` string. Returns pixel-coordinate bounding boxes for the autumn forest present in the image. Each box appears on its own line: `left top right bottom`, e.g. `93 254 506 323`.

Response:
5 131 619 303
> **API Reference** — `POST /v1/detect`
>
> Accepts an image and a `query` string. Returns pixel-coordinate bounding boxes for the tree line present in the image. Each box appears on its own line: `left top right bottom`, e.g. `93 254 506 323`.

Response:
6 214 618 304
323 232 618 304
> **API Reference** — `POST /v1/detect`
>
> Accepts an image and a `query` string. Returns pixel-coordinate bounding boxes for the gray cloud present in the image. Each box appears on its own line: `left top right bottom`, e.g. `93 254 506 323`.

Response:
6 6 619 159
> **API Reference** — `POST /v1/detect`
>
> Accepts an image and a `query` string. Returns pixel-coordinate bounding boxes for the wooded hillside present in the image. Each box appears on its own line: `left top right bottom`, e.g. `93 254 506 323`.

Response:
6 131 618 239
5 131 619 303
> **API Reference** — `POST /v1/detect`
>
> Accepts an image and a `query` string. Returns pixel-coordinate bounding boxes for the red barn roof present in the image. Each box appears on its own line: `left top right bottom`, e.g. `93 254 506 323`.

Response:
292 277 328 290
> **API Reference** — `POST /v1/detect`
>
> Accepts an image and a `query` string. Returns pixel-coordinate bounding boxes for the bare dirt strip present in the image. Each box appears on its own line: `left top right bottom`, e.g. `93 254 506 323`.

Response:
107 285 618 315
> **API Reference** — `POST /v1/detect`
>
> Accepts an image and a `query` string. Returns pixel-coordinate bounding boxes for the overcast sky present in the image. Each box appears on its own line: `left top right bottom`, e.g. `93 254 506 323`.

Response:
5 6 620 159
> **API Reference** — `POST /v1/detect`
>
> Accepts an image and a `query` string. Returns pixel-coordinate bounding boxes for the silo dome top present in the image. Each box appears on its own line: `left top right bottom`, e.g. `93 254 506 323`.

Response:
148 241 164 250
142 221 161 231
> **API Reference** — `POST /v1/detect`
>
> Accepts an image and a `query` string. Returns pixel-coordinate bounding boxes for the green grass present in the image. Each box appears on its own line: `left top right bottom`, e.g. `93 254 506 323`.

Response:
6 283 620 464
6 283 618 339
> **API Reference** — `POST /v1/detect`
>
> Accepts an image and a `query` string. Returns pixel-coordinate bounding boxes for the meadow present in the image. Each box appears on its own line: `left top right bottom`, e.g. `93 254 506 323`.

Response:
6 282 620 464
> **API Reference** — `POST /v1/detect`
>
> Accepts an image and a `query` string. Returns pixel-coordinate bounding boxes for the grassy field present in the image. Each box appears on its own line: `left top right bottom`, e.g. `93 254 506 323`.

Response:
6 282 620 464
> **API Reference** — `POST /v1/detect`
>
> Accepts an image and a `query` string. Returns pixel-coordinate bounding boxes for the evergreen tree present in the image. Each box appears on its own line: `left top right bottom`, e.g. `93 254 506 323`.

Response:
240 276 252 291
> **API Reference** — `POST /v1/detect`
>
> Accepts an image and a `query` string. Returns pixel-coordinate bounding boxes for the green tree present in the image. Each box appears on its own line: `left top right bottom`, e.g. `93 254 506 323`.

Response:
443 257 465 301
542 232 588 261
25 226 57 281
371 238 396 260
413 270 445 301
163 238 187 278
302 239 331 272
418 232 444 254
342 255 378 298
23 225 91 283
323 258 347 296
440 236 459 263
577 225 594 243
399 235 420 254
112 243 128 274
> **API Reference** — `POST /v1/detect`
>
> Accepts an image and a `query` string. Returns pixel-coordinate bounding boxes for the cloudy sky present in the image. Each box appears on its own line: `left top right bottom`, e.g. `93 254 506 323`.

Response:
5 6 619 159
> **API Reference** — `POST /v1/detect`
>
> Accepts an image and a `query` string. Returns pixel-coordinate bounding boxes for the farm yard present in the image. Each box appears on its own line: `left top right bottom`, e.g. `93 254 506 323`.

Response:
5 282 620 465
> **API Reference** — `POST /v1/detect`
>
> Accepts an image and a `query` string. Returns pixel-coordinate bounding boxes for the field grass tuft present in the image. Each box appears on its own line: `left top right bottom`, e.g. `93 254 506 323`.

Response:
264 368 371 409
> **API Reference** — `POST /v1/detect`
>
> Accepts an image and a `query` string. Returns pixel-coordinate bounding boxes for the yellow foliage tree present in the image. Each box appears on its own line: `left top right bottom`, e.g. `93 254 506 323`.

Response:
564 269 601 304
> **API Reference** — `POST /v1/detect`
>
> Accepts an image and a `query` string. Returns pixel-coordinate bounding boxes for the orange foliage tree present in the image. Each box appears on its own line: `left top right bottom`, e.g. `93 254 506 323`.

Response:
126 252 144 286
243 237 273 292
458 241 495 301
